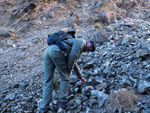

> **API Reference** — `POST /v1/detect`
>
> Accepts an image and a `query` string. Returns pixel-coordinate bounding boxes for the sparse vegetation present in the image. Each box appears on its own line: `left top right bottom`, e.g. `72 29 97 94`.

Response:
95 23 102 30
104 88 141 112
53 78 60 90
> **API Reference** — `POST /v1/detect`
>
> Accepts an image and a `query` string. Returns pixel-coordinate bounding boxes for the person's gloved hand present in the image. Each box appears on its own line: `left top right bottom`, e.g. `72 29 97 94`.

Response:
80 77 86 83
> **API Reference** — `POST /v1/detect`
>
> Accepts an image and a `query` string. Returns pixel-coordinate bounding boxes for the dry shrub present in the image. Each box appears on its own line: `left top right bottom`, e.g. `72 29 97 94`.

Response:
104 88 141 112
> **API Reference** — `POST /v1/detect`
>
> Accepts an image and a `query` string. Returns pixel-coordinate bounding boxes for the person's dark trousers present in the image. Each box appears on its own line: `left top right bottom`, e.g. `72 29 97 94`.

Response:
40 45 69 109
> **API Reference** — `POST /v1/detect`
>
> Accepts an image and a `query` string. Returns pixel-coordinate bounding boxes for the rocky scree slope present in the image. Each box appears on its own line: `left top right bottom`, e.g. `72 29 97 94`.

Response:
0 0 150 113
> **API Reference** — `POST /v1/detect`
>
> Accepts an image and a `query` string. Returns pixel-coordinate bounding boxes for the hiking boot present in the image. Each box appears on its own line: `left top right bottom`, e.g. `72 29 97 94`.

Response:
37 107 51 113
58 101 69 108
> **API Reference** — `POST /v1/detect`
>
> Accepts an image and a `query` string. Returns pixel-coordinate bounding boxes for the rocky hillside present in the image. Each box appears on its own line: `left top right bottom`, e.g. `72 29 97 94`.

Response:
0 0 150 112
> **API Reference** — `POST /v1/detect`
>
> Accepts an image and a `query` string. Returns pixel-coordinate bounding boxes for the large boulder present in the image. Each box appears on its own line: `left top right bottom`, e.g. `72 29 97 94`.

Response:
99 10 117 24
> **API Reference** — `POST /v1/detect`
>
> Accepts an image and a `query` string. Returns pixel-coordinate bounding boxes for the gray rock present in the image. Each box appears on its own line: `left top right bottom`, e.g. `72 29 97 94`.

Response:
13 83 19 88
92 29 107 44
121 0 137 9
136 49 149 58
121 79 132 88
40 10 55 19
95 83 108 91
0 31 11 37
19 81 29 88
138 80 150 93
145 73 150 81
57 108 65 113
75 99 81 105
99 10 117 24
82 86 94 95
4 93 15 101
97 91 108 108
82 60 95 69
88 98 97 106
67 94 74 101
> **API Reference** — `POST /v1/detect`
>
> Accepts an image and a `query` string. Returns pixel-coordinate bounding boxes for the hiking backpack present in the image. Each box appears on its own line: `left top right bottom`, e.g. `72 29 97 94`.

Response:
47 30 76 51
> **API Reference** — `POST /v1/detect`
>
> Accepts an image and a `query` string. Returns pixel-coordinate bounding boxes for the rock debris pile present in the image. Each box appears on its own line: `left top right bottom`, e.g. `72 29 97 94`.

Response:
1 18 150 113
0 0 150 113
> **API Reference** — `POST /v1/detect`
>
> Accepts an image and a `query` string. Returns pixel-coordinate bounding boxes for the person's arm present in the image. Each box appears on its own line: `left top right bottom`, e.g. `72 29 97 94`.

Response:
74 63 86 83
74 63 82 78
67 38 86 73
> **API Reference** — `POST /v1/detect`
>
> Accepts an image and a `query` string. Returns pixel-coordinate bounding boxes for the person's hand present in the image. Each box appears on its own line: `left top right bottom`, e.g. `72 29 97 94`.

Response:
80 77 86 83
68 73 71 80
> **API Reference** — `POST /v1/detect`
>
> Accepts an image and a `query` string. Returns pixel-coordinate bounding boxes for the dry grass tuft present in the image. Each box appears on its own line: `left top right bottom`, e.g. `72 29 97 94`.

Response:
104 88 141 112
